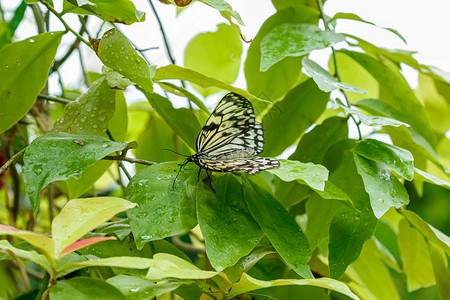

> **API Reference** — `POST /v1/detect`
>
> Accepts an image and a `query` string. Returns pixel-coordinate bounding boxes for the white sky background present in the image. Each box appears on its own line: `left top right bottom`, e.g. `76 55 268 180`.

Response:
3 0 450 145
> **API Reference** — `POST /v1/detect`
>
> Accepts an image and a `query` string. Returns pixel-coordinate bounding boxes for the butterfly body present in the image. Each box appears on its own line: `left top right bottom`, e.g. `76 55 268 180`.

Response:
184 92 279 177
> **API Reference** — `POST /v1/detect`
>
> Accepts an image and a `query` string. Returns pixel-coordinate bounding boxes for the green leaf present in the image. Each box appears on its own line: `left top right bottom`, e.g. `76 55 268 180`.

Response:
50 277 126 300
302 57 368 94
52 197 136 258
63 0 145 25
65 91 128 198
0 1 27 48
262 79 330 156
146 253 217 281
266 159 328 191
199 0 244 25
260 24 345 72
414 168 450 189
244 5 319 101
98 29 154 93
324 140 377 279
0 31 63 134
0 240 51 273
398 218 436 292
93 219 131 240
305 194 342 251
401 210 450 256
290 116 348 163
142 92 200 150
107 275 182 300
127 162 198 249
196 174 262 271
224 246 276 282
353 153 409 219
328 51 379 104
157 81 210 114
242 177 313 279
226 273 359 300
154 64 269 116
184 23 242 97
58 256 154 274
337 102 410 127
102 65 135 89
22 132 130 214
53 78 115 135
0 224 55 260
331 13 407 44
429 244 450 300
354 139 414 180
341 50 436 147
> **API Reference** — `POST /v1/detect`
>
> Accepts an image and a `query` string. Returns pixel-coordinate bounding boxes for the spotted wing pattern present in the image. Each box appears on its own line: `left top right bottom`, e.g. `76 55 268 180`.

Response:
197 157 280 175
196 93 264 158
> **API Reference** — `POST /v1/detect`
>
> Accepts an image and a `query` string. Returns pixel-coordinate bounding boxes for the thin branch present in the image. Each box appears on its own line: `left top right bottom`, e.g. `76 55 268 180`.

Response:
316 0 362 140
148 0 176 65
39 0 93 50
105 130 133 181
0 148 26 176
37 94 72 105
52 16 88 72
172 236 206 255
30 3 46 34
102 155 156 166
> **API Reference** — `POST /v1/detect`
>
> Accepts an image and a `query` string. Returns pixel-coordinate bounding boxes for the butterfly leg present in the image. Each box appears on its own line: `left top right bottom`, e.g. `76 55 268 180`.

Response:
206 170 216 193
197 167 202 181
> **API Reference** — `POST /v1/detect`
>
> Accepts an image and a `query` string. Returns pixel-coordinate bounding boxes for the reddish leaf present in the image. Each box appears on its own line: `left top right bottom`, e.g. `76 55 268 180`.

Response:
60 236 116 257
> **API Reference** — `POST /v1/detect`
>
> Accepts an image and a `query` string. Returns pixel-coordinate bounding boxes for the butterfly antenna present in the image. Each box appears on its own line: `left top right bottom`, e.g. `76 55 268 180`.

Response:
173 159 188 190
162 148 189 157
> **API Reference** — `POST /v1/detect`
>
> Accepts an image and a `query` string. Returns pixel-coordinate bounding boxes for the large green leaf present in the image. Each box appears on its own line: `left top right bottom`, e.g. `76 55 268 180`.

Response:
262 79 330 156
244 5 319 101
260 24 345 72
350 239 400 300
0 31 63 133
290 116 348 163
98 29 154 93
414 168 450 189
63 0 145 25
429 244 450 300
354 153 409 219
323 140 377 279
154 64 269 116
398 218 436 292
305 194 342 251
226 273 359 300
266 159 328 191
196 174 262 271
53 78 115 135
184 23 242 97
302 57 367 93
50 277 126 300
107 275 182 300
0 240 51 273
58 256 154 274
199 0 244 25
52 197 136 258
242 177 313 279
354 139 414 180
22 132 130 214
341 50 436 147
142 92 200 150
65 91 128 198
126 162 198 249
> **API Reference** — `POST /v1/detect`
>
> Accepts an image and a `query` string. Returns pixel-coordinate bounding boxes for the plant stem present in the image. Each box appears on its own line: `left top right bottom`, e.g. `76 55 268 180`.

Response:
102 155 156 166
39 0 93 50
30 3 46 34
172 236 206 255
148 0 176 65
316 0 362 140
0 148 26 176
37 94 72 105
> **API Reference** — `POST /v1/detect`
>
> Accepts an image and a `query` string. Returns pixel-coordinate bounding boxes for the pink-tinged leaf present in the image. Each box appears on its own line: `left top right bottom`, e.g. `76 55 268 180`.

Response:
0 224 20 231
60 236 116 257
0 224 55 259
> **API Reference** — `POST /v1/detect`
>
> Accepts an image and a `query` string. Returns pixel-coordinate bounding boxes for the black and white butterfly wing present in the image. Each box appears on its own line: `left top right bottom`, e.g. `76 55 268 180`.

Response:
196 93 264 158
197 157 280 175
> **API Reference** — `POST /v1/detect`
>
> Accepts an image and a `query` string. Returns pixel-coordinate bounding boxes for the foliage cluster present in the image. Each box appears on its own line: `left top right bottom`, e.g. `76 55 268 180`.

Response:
0 0 449 299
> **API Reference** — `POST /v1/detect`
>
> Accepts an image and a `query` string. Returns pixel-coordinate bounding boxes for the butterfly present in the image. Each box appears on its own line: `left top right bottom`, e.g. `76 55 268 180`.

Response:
174 92 279 190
